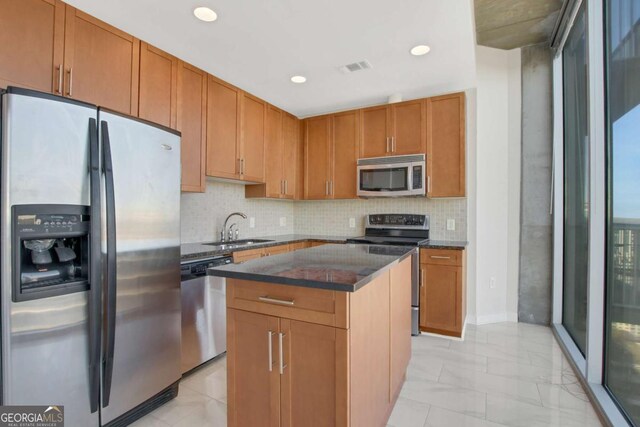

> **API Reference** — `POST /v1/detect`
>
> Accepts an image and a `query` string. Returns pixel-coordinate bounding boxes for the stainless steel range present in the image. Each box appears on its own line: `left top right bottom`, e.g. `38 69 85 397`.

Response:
347 214 429 335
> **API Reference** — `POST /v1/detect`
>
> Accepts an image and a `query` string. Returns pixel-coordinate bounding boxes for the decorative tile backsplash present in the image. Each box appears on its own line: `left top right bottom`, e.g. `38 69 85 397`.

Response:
294 198 467 240
181 180 467 243
181 180 295 243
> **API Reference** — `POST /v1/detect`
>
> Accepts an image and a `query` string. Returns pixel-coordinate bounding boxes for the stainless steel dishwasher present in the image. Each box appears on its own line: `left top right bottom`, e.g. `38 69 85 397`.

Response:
180 255 232 374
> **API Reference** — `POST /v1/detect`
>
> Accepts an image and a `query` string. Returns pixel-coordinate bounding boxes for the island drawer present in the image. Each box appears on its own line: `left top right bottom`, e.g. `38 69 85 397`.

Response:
226 279 349 329
420 248 463 266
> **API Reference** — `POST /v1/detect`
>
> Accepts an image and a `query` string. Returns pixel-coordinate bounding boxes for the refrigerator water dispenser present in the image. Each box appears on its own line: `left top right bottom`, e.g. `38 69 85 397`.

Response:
12 204 91 302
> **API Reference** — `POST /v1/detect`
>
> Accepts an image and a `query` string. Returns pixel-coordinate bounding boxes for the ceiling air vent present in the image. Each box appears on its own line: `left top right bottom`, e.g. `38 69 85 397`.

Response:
339 60 372 74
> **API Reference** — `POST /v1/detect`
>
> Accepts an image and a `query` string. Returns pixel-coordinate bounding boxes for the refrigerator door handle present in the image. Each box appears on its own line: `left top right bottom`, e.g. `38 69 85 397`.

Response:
101 120 117 408
88 118 101 414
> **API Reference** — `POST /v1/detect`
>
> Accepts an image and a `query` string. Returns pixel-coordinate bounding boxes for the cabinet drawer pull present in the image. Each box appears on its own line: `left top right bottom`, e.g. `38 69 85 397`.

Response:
278 332 287 374
55 64 63 95
430 255 451 260
258 296 295 306
66 68 73 97
268 331 274 372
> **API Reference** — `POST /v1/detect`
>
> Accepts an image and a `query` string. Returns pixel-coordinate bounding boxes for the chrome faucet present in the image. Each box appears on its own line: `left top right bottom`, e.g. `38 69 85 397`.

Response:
221 212 247 242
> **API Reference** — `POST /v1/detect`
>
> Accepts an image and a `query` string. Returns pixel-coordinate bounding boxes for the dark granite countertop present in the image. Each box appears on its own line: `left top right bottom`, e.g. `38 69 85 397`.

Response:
418 240 468 250
208 243 417 292
181 234 466 261
180 234 349 260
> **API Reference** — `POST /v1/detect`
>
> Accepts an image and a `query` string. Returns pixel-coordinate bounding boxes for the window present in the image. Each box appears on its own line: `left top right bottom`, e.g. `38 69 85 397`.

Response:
604 0 640 424
562 2 590 355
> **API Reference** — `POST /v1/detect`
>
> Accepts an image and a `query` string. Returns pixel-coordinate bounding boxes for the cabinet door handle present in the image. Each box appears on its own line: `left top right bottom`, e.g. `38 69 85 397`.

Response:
420 269 425 288
427 176 432 193
241 158 245 175
430 255 451 260
281 180 284 194
278 332 287 374
285 180 288 195
55 64 63 95
66 68 73 97
392 137 396 152
325 181 329 196
259 296 295 306
268 331 274 372
330 181 333 196
386 137 390 153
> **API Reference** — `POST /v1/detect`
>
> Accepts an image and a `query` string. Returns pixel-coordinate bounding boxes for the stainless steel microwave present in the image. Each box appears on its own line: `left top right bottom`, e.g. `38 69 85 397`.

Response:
357 154 426 197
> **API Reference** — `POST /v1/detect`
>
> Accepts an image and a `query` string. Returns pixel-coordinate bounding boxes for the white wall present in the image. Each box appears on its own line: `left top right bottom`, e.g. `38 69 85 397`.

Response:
469 46 521 324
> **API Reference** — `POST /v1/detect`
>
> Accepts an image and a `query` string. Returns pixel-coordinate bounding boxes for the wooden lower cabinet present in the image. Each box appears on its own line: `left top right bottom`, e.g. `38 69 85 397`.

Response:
227 309 281 427
226 257 412 427
233 243 291 263
419 248 466 337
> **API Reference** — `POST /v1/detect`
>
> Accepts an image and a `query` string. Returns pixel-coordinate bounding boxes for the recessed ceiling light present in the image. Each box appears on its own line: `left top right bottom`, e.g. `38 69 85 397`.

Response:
290 75 306 84
410 45 431 56
193 7 217 22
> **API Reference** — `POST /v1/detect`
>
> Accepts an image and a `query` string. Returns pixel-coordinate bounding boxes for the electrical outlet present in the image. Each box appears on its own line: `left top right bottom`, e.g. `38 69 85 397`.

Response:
249 217 255 228
349 218 356 228
490 277 496 289
447 219 455 231
279 217 286 227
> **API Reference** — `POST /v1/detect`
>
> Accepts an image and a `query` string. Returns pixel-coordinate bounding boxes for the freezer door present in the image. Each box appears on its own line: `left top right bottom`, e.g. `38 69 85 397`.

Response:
0 90 100 426
98 111 181 424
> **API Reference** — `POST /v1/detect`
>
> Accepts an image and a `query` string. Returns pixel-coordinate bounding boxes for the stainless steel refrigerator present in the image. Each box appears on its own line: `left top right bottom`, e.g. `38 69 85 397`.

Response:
0 87 182 426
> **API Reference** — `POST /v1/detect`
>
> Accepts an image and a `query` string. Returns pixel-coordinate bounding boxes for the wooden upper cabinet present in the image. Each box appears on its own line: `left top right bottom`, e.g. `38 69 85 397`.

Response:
360 100 426 158
227 309 280 427
240 92 266 182
264 105 284 197
304 116 331 200
331 111 359 199
427 92 466 197
206 76 241 179
282 113 299 199
138 42 177 129
391 99 426 155
177 62 207 192
360 105 390 158
0 0 65 93
63 6 139 114
295 120 305 200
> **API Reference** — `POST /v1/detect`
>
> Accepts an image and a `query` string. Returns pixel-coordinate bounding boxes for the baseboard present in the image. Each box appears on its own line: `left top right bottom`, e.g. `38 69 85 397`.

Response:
468 313 518 325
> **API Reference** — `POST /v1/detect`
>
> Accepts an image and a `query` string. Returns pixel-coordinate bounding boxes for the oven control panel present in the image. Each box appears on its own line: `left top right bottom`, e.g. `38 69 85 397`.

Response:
367 214 428 228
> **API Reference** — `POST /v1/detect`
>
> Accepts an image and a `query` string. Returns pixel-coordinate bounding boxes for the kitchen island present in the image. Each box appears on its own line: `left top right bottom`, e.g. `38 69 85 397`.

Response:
209 243 415 427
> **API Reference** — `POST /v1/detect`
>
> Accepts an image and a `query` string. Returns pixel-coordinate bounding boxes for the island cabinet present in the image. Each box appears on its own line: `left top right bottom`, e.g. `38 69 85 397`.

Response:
419 248 466 337
233 244 292 263
225 256 412 427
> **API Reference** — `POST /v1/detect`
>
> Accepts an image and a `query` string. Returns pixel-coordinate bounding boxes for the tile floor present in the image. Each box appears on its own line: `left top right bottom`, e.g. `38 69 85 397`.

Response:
131 322 603 427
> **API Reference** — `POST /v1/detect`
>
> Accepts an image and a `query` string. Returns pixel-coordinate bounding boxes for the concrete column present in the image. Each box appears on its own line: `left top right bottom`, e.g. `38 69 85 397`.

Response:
518 43 554 324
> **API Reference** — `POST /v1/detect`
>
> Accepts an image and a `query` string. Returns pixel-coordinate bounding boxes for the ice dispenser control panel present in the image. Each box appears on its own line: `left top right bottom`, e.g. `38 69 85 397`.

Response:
12 205 91 302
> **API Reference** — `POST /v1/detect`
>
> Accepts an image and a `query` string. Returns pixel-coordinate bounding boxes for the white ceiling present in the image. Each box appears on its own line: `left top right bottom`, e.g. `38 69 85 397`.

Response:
64 0 477 117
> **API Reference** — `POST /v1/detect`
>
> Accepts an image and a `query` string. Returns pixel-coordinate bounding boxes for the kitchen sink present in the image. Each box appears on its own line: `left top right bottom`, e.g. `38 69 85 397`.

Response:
202 238 274 248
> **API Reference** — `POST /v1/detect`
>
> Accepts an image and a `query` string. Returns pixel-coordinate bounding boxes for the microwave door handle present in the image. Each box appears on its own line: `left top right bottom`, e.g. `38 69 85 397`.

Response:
88 117 101 414
100 120 117 408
